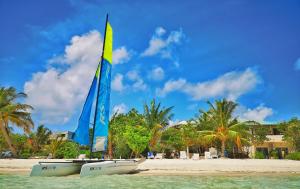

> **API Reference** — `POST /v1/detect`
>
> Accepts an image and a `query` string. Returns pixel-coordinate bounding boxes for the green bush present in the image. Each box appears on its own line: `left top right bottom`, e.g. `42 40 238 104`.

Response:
285 152 300 160
255 151 265 159
19 149 31 159
56 141 79 159
270 150 279 159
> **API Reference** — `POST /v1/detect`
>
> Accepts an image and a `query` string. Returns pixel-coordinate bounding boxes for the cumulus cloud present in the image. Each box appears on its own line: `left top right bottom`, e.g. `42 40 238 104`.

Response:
148 67 164 81
24 30 131 124
155 27 166 36
112 74 126 92
112 103 128 115
294 58 300 71
156 78 186 97
141 26 184 59
126 70 147 91
235 104 273 123
156 68 260 101
112 46 131 65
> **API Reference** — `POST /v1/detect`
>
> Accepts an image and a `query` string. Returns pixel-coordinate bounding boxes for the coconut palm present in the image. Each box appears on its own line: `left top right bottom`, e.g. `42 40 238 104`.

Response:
199 99 249 157
144 99 173 150
29 125 52 153
0 87 34 156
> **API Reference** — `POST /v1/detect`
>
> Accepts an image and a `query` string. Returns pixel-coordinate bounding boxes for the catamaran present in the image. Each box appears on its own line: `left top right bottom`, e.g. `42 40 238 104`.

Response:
30 15 141 177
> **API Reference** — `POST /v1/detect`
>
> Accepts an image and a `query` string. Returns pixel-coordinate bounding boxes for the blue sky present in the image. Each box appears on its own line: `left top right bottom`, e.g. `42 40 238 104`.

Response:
1 0 299 131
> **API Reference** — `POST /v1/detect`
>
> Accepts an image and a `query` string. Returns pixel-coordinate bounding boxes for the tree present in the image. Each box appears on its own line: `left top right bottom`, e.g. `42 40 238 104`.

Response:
124 125 150 158
279 118 300 151
108 109 145 158
29 125 52 153
144 99 173 150
160 127 184 152
45 136 63 158
199 99 249 157
180 123 198 158
0 87 34 156
56 141 79 159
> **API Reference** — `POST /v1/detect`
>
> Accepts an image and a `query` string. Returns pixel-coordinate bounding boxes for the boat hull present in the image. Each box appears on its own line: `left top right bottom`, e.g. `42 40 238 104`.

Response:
30 162 82 176
80 160 138 177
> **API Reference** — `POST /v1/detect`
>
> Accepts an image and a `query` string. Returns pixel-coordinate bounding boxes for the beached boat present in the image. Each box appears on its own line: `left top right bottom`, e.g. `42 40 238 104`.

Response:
80 159 140 177
30 161 83 176
30 15 140 177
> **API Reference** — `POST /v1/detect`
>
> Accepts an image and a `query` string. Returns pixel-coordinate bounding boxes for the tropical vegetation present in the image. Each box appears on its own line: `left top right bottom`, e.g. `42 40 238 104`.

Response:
0 87 34 156
1 86 300 160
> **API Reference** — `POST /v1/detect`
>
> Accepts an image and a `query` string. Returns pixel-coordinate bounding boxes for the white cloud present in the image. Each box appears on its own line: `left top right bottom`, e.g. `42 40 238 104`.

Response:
132 79 147 91
235 104 273 123
156 68 260 101
24 30 131 124
126 70 140 81
141 27 184 59
112 73 126 92
112 46 131 65
155 27 166 36
112 103 128 115
148 67 165 81
156 78 186 97
294 58 300 71
126 70 147 91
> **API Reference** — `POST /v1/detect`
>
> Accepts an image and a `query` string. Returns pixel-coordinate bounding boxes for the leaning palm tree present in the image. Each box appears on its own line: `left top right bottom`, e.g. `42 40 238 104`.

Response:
0 87 34 156
144 99 174 150
199 99 249 157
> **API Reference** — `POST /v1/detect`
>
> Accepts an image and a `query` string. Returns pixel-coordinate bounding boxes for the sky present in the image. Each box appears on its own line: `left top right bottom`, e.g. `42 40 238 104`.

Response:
0 0 300 132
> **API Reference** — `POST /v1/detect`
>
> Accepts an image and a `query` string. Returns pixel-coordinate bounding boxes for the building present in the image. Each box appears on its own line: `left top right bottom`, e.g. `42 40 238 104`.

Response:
50 131 74 141
249 124 293 159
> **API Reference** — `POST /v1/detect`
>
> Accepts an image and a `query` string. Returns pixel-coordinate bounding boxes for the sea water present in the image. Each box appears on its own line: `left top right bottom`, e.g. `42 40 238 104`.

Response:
0 174 300 189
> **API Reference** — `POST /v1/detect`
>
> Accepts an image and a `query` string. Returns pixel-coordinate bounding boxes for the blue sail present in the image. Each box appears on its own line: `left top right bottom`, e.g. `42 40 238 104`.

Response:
73 65 100 145
92 59 112 152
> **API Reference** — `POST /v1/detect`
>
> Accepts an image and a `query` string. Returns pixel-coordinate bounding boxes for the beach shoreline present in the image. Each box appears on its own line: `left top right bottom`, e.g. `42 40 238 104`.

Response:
1 159 300 176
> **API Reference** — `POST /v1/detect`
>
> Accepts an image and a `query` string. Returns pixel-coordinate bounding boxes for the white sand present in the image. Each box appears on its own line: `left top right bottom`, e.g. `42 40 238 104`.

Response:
1 159 300 175
137 159 300 175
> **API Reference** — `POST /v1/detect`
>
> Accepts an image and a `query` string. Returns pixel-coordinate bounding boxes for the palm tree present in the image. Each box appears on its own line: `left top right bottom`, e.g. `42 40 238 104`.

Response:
180 123 198 158
0 87 34 156
199 99 249 157
46 136 63 158
29 125 52 153
144 99 174 150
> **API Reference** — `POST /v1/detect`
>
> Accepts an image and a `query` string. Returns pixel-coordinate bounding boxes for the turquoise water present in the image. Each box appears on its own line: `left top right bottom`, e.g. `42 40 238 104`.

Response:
1 174 300 189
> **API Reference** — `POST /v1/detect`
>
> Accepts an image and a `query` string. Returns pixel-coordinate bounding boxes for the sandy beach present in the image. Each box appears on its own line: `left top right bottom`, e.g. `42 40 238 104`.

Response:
1 159 300 175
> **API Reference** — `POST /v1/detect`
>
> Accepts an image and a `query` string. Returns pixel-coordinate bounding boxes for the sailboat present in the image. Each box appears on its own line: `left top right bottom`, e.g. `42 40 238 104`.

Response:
30 15 141 177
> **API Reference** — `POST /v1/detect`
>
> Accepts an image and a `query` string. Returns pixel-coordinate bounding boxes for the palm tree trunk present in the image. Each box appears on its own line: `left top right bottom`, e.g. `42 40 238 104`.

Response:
186 146 189 159
108 132 113 159
221 140 225 157
0 121 17 156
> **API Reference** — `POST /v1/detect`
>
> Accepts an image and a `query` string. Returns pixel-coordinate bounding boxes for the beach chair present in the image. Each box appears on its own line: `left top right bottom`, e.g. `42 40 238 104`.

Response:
155 153 164 159
147 152 154 159
192 153 199 160
204 151 211 159
78 154 86 159
180 151 187 159
209 147 218 159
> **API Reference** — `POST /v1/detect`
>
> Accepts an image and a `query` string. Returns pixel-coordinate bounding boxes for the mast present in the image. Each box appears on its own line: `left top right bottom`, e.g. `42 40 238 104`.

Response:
90 14 109 159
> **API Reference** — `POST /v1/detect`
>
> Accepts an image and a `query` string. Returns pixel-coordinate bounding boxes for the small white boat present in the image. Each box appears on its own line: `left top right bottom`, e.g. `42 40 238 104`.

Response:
80 159 139 177
30 161 84 176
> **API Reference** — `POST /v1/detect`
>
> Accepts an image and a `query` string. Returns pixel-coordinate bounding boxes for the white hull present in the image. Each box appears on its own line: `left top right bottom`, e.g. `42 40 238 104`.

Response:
80 160 139 177
30 162 82 176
